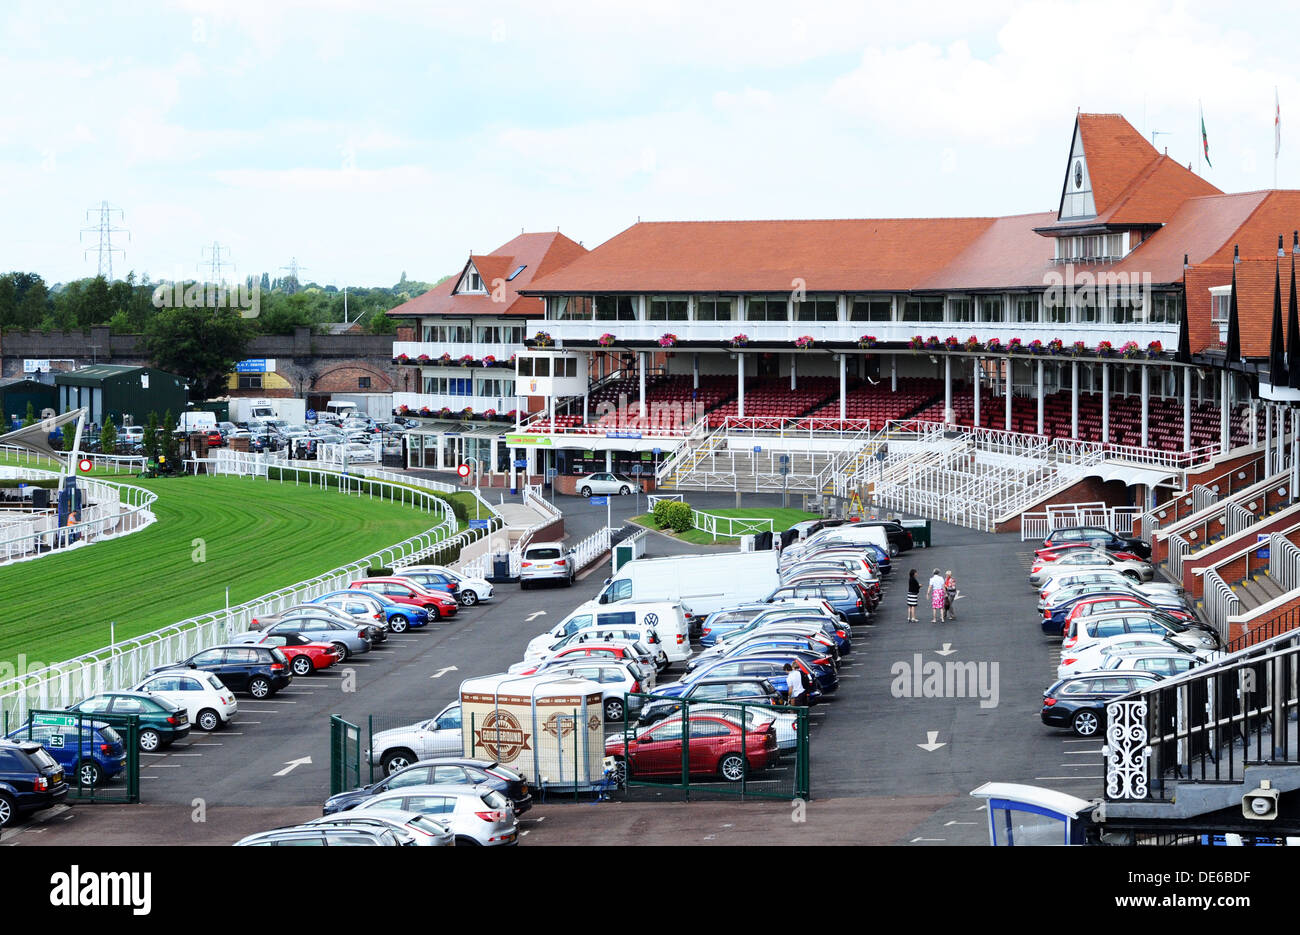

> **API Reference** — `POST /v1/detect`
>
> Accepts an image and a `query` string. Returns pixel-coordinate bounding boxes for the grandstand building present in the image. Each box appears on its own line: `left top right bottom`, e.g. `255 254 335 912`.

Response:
391 112 1300 523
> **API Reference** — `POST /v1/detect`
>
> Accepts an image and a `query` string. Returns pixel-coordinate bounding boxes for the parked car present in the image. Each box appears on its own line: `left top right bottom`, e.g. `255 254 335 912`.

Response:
240 617 374 660
251 604 387 643
354 783 518 846
305 811 453 846
606 713 779 783
1037 569 1182 609
1042 526 1151 560
322 757 532 816
309 590 427 632
239 632 343 676
0 739 68 828
525 600 691 663
234 825 406 846
66 691 191 752
1096 647 1223 677
1060 594 1195 634
151 644 294 699
679 654 836 698
1041 587 1192 634
637 677 786 727
511 641 659 681
765 581 869 627
519 542 576 589
369 702 463 775
531 661 647 721
1041 670 1163 736
389 569 460 601
1057 632 1199 678
1028 549 1153 586
132 669 239 731
576 472 637 497
5 719 126 787
394 564 494 605
1061 612 1222 655
349 578 459 619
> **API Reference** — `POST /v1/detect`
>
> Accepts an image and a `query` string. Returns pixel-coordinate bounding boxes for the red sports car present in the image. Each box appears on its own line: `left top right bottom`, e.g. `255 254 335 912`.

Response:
248 632 342 676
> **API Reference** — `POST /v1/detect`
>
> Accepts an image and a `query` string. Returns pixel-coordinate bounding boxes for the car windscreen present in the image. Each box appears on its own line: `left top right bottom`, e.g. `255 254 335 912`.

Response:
527 548 562 559
270 648 290 665
100 727 123 745
27 747 59 771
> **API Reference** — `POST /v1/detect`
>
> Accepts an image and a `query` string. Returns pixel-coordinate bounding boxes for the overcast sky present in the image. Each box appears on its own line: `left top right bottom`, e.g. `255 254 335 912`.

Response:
2 0 1297 287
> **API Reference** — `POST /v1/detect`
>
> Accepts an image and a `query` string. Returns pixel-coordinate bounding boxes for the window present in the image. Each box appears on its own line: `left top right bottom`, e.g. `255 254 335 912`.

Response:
850 297 892 321
794 297 838 321
1013 295 1039 323
649 296 689 320
1043 298 1070 324
948 298 974 322
238 375 262 389
901 298 944 322
533 358 550 377
595 295 637 320
358 377 371 389
746 296 789 322
1074 299 1100 324
556 296 593 320
696 297 734 320
1210 293 1230 324
977 297 1004 322
1149 293 1182 324
517 357 533 376
507 264 527 281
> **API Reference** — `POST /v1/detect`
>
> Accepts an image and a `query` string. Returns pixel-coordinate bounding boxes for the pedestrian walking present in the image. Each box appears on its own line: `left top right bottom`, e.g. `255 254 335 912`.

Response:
784 662 808 706
906 569 920 622
944 570 958 621
928 568 945 624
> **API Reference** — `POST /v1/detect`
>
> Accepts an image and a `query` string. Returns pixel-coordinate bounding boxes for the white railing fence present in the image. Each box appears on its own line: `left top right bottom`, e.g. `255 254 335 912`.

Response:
644 494 773 539
1019 503 1142 541
1270 532 1300 592
1203 568 1239 638
0 470 158 565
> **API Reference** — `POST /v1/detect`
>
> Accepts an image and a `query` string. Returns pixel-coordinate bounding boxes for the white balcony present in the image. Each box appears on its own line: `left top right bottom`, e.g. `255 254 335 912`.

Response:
524 320 1181 350
393 341 521 364
394 391 519 416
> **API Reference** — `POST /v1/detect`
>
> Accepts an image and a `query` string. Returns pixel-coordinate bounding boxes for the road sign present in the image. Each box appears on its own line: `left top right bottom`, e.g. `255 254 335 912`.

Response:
652 447 662 455
306 408 317 421
589 496 608 505
31 713 77 729
78 458 92 473
457 464 471 478
753 446 762 453
513 459 527 468
469 519 490 529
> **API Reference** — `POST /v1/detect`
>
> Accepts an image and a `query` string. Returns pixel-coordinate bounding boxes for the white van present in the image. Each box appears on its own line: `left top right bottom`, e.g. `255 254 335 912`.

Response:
595 551 778 623
524 600 691 663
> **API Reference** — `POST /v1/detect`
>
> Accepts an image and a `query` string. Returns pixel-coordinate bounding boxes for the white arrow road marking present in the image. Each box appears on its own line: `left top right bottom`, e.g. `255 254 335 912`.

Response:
526 611 547 621
945 820 978 826
430 665 459 679
274 756 312 777
910 837 945 842
935 643 957 656
917 731 947 752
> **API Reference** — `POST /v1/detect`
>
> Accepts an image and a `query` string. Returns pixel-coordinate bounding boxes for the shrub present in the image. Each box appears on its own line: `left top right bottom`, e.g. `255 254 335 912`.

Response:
664 501 693 533
651 498 674 529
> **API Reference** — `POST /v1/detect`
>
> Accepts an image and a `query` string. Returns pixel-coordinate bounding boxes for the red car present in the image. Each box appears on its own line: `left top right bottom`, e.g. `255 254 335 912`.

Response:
247 632 342 676
606 714 778 783
349 578 459 619
1034 542 1141 564
205 430 225 448
1062 596 1194 644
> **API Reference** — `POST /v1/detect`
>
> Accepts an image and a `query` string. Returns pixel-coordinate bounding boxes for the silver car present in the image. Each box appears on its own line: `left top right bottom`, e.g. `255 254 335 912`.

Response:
575 472 636 497
1028 549 1153 587
519 542 576 589
234 825 405 846
232 616 373 660
355 783 518 846
369 702 463 775
306 811 454 847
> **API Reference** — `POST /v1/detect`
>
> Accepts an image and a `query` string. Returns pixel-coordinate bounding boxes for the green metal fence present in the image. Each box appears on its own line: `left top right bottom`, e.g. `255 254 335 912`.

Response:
7 709 140 803
329 714 362 795
615 693 810 800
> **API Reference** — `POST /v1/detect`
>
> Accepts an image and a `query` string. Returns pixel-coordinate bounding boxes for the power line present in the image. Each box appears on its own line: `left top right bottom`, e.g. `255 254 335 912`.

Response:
80 201 129 280
279 257 309 294
199 242 235 284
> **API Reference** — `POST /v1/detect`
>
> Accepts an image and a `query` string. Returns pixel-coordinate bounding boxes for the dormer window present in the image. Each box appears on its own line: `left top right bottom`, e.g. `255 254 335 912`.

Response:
469 272 482 291
1054 233 1126 264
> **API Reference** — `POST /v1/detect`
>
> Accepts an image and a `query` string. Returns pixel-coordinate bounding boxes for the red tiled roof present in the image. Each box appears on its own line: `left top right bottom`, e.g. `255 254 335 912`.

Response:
1185 258 1289 357
916 212 1057 291
524 218 998 294
387 231 587 319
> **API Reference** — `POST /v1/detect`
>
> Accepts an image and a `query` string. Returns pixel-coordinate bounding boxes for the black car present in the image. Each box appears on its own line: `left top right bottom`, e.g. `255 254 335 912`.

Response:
0 740 68 828
155 644 293 698
321 757 533 816
1041 670 1163 736
1042 526 1151 560
848 520 914 554
637 677 784 727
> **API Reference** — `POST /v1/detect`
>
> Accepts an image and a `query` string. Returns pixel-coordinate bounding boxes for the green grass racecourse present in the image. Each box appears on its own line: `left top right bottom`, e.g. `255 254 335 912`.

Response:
631 507 819 545
0 474 447 665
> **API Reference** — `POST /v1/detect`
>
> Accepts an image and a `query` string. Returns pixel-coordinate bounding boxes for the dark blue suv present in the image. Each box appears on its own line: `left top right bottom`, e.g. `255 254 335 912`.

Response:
0 739 68 828
6 718 127 788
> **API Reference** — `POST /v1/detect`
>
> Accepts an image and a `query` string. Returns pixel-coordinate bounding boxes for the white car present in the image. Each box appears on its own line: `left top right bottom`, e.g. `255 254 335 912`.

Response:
1096 647 1223 677
1028 549 1154 587
343 442 378 463
132 669 239 732
519 542 575 589
575 472 637 497
355 783 517 846
395 564 495 606
519 631 662 673
1038 569 1181 609
369 702 462 775
1057 632 1192 678
539 660 648 721
306 811 454 846
525 601 690 663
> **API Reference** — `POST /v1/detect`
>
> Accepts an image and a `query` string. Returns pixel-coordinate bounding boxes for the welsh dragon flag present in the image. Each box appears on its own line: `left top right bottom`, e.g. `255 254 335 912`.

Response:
1201 104 1212 168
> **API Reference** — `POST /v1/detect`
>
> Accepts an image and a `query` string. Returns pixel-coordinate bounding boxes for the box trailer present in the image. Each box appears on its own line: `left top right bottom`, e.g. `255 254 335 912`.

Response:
459 673 606 791
594 549 779 619
178 410 217 434
229 397 307 425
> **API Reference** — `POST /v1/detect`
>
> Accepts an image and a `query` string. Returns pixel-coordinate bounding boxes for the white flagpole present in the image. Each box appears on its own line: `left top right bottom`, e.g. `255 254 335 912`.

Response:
1198 99 1203 176
1276 86 1281 190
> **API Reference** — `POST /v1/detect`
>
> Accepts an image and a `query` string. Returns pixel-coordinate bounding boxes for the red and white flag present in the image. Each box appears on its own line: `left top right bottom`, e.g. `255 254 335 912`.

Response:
1276 87 1282 158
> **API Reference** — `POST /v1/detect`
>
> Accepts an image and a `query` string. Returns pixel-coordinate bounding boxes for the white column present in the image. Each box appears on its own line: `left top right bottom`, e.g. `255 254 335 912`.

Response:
605 449 612 471
583 390 589 425
1036 359 1045 435
791 354 797 391
1266 403 1274 474
1220 372 1230 454
973 358 981 427
839 355 846 420
693 353 699 390
944 356 953 424
1004 358 1012 431
1292 409 1299 493
1071 361 1079 439
1140 365 1149 448
1102 364 1110 444
737 353 745 418
638 351 647 425
1183 368 1192 453
890 355 897 392
514 396 521 430
1280 404 1288 474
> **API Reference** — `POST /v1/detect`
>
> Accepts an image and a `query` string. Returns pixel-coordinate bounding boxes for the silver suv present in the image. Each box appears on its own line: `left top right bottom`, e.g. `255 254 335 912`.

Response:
519 541 576 589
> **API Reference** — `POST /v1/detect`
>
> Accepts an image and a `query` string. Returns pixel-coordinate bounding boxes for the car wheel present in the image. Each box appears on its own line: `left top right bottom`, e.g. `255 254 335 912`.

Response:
520 580 531 591
388 616 409 634
460 591 479 606
1123 570 1140 581
454 835 482 846
291 655 313 677
196 708 221 732
1072 709 1102 737
610 757 627 785
580 486 592 498
331 641 350 660
249 677 272 699
718 753 747 782
619 486 630 495
0 793 13 828
78 760 103 787
381 749 416 775
138 729 161 753
604 698 625 722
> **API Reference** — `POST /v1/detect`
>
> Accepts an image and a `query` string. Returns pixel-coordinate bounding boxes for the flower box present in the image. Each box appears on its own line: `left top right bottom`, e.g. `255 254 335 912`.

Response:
598 333 617 347
1006 338 1024 354
1070 341 1088 357
858 335 877 349
533 331 553 346
731 334 750 348
963 335 981 353
658 333 678 348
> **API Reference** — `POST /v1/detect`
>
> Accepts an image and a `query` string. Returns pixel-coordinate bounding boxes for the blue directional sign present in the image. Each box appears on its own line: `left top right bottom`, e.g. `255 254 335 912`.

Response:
652 447 662 455
469 519 490 529
752 446 762 453
514 459 527 468
589 496 608 506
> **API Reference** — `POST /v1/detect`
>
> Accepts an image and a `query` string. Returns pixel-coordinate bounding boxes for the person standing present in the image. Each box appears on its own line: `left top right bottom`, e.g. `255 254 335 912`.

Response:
906 569 921 622
784 663 808 706
944 570 958 622
928 568 945 623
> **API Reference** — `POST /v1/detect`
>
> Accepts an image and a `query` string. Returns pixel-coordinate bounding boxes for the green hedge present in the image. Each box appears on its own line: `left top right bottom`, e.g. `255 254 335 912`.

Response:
653 500 692 533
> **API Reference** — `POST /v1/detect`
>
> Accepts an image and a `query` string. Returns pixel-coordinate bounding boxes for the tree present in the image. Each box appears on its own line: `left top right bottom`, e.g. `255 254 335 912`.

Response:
16 276 48 329
143 411 160 461
100 416 117 456
142 306 252 400
22 402 36 427
62 420 77 451
0 275 16 328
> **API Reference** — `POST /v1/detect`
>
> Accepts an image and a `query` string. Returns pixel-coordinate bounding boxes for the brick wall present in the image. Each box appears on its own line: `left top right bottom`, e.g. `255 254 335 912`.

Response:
1181 508 1300 596
1228 592 1300 646
994 476 1130 534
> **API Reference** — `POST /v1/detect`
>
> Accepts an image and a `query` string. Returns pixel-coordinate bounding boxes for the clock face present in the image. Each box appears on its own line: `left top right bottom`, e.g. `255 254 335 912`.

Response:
1074 160 1084 189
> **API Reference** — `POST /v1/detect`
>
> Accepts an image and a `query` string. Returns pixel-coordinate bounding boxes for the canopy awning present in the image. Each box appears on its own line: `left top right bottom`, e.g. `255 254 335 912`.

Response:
1087 462 1178 488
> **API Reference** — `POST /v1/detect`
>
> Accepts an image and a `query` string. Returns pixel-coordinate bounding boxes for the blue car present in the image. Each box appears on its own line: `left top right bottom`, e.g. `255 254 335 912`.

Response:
865 544 892 575
1040 589 1141 635
6 718 127 788
677 654 834 700
310 590 431 631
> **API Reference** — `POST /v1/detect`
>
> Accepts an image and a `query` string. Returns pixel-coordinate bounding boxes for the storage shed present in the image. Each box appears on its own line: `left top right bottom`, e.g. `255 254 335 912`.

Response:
0 378 58 430
54 365 188 428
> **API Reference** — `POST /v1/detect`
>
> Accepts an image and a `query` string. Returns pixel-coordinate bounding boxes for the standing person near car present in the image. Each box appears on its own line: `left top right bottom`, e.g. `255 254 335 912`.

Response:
784 663 808 706
928 568 945 623
944 570 958 621
906 569 920 621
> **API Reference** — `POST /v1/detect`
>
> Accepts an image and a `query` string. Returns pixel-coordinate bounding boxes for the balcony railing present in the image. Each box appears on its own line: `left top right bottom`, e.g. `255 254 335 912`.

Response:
393 391 517 416
392 341 522 364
